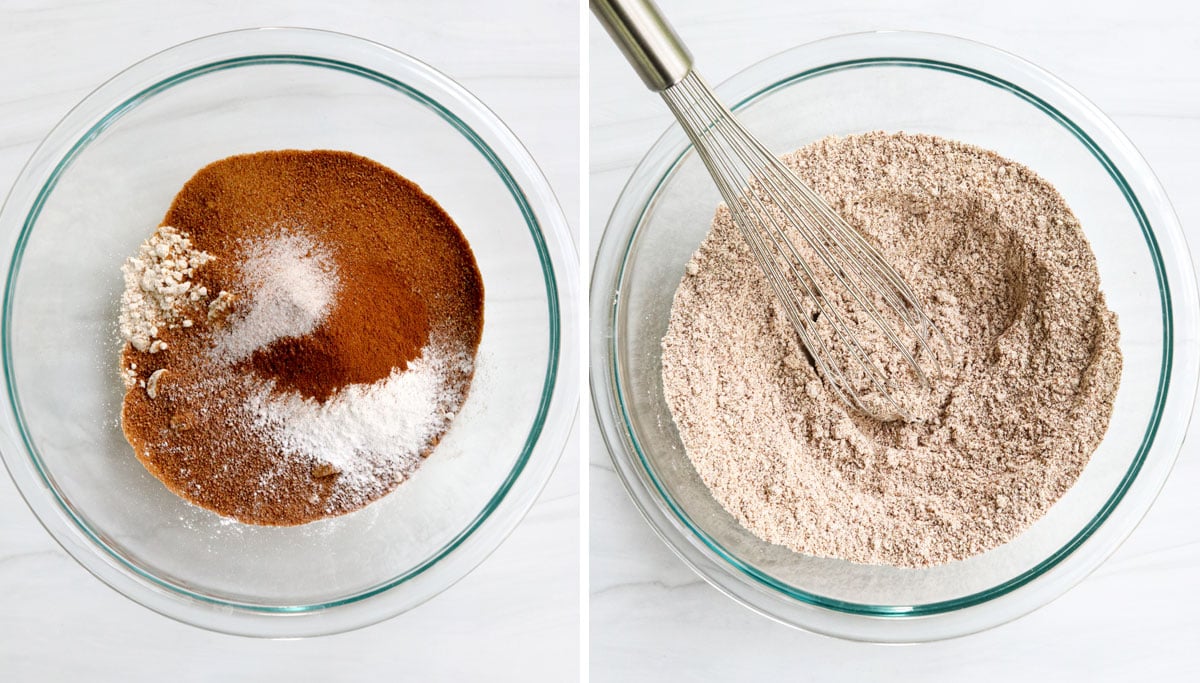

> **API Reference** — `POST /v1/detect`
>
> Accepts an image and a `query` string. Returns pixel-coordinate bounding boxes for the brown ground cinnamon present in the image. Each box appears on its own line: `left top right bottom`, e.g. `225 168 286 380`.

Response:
119 150 483 525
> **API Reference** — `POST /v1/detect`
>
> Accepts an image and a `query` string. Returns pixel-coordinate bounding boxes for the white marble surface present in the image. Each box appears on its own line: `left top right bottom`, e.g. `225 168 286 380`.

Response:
0 1 578 680
590 0 1200 679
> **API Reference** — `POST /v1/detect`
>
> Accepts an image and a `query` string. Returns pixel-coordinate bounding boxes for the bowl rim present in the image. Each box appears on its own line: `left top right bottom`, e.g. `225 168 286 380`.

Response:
0 26 579 637
590 29 1199 642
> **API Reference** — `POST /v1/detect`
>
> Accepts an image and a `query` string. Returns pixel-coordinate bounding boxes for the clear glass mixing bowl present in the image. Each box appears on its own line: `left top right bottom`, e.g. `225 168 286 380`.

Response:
591 31 1198 642
0 28 578 637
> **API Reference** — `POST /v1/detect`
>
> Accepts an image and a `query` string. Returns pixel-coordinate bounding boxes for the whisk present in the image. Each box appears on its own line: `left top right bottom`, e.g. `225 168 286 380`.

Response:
593 0 946 421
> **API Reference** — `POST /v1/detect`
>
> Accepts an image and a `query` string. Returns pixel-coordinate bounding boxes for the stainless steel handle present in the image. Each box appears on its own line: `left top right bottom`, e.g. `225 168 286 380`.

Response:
591 0 693 91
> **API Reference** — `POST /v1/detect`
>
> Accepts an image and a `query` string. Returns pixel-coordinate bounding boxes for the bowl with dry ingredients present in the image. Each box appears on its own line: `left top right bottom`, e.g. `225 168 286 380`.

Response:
0 28 577 637
591 31 1198 642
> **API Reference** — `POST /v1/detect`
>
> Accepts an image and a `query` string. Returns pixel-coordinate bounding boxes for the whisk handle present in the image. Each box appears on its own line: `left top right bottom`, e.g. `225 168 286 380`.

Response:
591 0 693 91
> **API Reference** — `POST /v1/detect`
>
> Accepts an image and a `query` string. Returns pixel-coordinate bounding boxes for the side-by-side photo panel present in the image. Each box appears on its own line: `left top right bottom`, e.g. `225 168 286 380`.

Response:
0 1 579 679
589 0 1198 679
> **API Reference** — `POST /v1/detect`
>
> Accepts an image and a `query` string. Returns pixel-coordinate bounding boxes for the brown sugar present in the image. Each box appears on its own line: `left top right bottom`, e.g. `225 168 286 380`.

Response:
119 150 483 526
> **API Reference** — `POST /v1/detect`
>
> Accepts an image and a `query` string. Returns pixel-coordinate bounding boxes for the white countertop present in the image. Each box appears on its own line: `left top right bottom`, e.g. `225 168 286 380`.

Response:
590 0 1200 680
0 1 578 680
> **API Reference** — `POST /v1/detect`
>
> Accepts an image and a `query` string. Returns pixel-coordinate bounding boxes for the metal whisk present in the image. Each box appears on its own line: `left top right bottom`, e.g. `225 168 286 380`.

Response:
593 0 945 421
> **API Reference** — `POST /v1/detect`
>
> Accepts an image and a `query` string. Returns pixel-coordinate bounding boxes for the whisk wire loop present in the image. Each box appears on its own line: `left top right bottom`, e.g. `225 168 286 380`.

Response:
661 71 946 421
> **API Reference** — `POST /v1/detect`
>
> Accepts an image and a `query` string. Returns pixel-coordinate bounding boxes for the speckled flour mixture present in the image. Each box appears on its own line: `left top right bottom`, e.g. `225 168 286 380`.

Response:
661 131 1122 568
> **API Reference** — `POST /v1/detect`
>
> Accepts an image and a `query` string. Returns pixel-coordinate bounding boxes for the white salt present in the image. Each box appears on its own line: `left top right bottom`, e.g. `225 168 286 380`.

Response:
213 232 339 362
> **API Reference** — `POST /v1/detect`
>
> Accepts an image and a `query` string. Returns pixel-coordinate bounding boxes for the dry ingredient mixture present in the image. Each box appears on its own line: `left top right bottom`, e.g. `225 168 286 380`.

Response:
119 150 483 526
661 131 1122 568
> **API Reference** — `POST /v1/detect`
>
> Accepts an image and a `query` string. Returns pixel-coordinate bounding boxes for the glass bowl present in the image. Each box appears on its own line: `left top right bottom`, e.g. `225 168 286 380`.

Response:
0 28 578 637
590 31 1198 642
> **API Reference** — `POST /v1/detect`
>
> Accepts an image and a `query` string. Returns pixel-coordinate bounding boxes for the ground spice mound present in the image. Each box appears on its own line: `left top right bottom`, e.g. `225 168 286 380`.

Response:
661 131 1122 568
119 150 483 526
